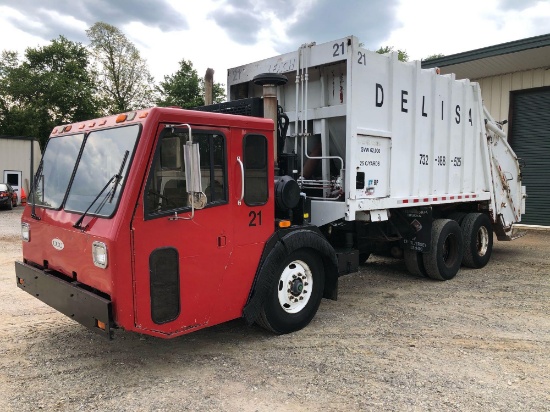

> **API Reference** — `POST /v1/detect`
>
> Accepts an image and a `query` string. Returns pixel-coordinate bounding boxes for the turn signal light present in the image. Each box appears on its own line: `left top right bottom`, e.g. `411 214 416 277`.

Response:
278 220 291 228
95 319 106 330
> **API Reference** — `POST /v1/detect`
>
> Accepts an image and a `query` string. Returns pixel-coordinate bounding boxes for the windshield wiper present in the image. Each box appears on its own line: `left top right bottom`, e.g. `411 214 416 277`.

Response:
73 150 129 230
109 150 129 203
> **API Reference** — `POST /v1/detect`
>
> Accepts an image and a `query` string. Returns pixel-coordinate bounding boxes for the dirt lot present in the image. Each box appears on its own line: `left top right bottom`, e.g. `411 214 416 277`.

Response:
0 206 549 411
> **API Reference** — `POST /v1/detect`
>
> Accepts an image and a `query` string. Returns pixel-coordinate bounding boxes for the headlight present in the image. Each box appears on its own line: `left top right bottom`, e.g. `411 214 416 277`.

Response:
21 223 30 242
92 241 108 269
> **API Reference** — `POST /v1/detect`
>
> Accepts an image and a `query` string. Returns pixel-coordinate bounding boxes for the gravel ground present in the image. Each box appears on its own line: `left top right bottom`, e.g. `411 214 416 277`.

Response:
0 206 549 411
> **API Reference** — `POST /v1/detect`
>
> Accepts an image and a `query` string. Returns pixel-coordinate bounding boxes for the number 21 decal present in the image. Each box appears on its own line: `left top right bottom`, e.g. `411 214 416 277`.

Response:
249 210 262 226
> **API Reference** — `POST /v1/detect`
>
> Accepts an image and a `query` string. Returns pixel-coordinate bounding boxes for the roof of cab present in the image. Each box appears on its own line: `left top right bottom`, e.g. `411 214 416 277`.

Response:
50 106 274 137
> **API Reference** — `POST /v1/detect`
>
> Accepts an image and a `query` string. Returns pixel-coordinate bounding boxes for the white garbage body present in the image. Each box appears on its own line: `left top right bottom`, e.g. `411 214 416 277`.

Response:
227 36 524 230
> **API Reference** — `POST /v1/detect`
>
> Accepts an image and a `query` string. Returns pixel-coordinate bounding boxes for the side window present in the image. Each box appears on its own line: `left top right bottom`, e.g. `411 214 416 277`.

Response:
145 129 227 217
243 134 268 205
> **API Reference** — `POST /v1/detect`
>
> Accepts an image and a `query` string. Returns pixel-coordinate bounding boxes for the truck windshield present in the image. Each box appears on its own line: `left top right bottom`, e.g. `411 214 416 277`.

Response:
65 124 139 216
33 134 85 209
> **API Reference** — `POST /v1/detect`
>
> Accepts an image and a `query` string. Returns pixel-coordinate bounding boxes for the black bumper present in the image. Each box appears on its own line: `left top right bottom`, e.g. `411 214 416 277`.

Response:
15 261 113 339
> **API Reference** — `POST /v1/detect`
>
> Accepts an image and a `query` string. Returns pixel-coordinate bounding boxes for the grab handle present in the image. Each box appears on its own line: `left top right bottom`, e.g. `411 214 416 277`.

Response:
237 156 244 206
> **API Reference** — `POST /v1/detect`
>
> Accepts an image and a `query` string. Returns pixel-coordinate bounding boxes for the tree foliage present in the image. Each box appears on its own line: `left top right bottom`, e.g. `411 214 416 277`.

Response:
156 59 226 108
423 53 446 61
0 22 228 149
376 46 409 62
86 22 156 114
0 36 101 150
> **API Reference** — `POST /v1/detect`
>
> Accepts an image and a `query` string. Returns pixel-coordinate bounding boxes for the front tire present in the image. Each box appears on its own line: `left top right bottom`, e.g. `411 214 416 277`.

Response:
423 219 464 281
461 213 493 268
258 249 325 334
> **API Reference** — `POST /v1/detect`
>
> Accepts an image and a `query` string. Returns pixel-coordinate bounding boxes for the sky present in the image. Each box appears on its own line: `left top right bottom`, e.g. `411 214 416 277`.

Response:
0 0 549 87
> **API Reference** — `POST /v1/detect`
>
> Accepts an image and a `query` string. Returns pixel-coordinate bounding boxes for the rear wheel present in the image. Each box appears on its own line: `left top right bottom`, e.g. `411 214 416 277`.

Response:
448 212 467 225
423 219 463 280
257 249 325 334
404 248 427 277
461 213 493 268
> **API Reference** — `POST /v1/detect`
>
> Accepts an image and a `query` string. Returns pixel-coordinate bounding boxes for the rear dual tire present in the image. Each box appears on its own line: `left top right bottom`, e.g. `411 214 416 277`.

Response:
404 248 427 277
461 213 493 269
423 219 464 281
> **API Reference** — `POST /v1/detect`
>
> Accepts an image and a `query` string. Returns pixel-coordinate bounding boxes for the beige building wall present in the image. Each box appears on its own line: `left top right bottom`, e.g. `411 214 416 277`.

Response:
0 138 41 193
476 68 550 135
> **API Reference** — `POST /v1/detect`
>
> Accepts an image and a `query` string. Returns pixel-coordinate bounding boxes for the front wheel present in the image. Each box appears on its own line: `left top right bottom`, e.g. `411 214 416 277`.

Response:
257 249 325 334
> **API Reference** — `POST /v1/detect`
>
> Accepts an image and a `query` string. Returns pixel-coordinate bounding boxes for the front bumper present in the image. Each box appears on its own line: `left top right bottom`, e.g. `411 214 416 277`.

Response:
15 261 113 339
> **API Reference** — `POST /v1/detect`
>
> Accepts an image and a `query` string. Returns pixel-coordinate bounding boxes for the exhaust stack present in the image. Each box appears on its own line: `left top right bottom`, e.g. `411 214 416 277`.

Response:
253 73 288 164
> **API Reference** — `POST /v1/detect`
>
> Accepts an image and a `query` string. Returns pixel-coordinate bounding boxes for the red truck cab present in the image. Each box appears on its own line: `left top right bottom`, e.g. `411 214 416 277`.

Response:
16 107 281 338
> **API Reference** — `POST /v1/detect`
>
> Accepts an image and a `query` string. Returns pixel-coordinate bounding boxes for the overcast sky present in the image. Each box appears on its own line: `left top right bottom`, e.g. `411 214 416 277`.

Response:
0 0 549 87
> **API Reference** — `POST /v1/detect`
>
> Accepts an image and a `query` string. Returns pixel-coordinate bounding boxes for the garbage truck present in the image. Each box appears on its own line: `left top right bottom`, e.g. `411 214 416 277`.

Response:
15 36 525 339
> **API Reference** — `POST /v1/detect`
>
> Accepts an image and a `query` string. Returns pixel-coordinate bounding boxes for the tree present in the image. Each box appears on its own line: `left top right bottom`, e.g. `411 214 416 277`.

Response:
86 22 156 114
423 53 445 61
156 59 226 108
0 36 101 150
156 59 203 108
212 82 226 104
376 46 409 62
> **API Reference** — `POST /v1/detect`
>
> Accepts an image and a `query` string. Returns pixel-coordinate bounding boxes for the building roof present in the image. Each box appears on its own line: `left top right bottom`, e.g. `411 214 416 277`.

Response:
0 135 37 142
421 33 550 79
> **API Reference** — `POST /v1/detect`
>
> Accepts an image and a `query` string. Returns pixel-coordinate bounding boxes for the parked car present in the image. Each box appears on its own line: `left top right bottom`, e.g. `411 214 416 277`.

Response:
0 183 17 210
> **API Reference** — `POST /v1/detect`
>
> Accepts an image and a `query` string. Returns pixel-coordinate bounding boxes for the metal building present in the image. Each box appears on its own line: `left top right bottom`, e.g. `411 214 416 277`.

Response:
0 136 41 204
422 34 550 226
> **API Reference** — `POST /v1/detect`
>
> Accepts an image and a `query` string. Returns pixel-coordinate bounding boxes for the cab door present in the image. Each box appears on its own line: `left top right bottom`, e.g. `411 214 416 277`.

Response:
207 131 275 324
132 125 232 335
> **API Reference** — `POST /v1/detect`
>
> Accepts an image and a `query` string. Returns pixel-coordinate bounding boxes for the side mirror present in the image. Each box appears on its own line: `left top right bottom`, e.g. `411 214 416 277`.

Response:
183 142 206 209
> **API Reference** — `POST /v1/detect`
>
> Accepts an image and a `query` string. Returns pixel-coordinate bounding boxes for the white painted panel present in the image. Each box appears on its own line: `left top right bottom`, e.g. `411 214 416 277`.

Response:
229 36 495 223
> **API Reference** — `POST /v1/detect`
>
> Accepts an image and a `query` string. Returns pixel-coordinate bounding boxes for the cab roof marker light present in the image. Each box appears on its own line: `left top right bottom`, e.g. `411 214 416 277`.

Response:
89 122 96 127
51 129 58 135
126 111 137 121
116 114 127 123
79 124 85 129
99 119 107 126
139 111 148 118
63 125 72 132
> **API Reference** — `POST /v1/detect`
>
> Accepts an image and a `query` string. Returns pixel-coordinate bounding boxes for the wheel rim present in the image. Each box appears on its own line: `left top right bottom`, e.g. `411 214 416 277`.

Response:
277 259 313 313
476 226 489 257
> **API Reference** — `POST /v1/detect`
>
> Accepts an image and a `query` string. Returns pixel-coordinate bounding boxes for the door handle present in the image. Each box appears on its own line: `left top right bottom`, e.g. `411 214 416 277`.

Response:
237 156 244 206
